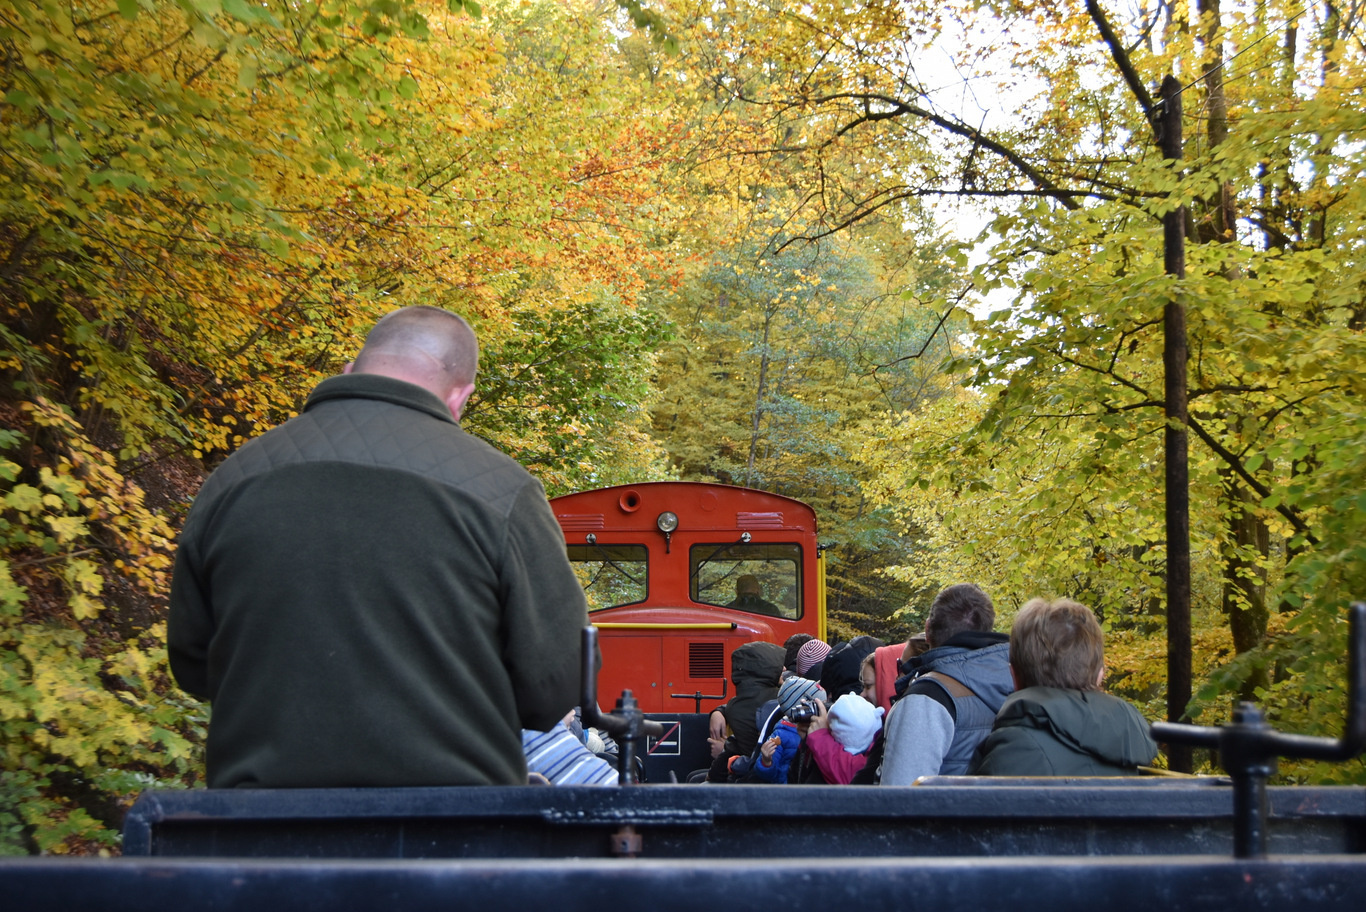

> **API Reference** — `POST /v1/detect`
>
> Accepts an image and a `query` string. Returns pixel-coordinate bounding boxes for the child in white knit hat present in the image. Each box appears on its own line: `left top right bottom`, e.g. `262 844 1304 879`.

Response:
805 692 884 784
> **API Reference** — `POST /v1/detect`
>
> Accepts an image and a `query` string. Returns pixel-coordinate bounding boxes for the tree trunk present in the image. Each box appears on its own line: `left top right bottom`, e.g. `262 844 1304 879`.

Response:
744 309 772 488
1219 469 1271 700
1198 0 1237 243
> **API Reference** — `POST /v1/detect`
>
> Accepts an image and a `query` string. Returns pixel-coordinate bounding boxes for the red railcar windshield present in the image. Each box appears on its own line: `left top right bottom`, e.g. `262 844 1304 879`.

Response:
566 543 648 611
691 542 802 620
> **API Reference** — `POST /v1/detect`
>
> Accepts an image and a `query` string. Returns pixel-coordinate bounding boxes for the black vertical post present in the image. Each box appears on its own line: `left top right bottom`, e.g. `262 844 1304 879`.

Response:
1226 703 1275 859
1159 75 1193 773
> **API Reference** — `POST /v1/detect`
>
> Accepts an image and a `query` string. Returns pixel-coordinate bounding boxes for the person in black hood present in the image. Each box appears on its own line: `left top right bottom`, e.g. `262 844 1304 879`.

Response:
879 584 1013 784
705 640 785 781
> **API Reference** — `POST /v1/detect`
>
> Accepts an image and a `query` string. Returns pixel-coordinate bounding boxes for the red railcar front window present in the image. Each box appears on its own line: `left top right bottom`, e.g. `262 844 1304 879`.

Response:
690 543 802 620
566 543 648 611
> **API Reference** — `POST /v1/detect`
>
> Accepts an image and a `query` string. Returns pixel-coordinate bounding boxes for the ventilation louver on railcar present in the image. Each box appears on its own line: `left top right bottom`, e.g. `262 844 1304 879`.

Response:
689 642 725 678
557 513 605 530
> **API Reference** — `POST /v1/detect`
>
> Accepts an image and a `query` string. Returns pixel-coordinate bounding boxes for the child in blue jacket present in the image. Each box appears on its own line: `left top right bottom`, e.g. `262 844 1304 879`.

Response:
726 675 822 783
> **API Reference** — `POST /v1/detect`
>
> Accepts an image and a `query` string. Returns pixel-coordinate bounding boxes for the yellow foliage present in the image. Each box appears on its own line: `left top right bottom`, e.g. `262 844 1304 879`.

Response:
2 0 686 851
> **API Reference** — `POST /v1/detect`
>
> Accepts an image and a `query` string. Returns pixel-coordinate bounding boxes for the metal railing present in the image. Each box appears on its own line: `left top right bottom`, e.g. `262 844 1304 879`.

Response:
1152 602 1366 858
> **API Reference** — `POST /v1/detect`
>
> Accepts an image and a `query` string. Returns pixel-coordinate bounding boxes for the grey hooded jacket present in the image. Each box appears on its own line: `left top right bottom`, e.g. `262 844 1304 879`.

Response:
880 631 1013 783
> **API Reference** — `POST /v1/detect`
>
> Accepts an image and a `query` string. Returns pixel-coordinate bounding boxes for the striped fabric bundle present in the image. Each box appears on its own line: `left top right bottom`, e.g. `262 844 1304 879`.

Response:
521 724 619 786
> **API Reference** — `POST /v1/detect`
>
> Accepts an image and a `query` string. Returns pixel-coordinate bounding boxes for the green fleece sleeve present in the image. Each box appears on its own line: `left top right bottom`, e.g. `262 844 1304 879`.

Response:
498 481 592 731
167 521 213 701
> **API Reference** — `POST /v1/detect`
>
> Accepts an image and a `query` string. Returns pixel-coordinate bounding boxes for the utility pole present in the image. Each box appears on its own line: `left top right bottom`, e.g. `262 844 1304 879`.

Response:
1158 75 1193 773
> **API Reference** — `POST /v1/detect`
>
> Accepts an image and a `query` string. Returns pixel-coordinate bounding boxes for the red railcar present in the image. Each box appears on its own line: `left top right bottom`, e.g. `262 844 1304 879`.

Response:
551 482 827 715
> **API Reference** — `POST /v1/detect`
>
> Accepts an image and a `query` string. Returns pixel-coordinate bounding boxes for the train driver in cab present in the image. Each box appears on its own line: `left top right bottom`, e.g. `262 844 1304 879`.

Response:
727 574 781 615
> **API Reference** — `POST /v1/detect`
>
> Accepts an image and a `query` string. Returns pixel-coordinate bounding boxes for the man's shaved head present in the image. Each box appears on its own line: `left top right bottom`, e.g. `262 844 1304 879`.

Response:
348 306 479 417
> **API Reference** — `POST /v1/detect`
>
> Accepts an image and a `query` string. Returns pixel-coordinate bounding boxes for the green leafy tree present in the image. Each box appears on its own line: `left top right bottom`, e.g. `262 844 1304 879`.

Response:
617 1 1364 777
792 0 1366 777
647 200 968 637
0 0 682 852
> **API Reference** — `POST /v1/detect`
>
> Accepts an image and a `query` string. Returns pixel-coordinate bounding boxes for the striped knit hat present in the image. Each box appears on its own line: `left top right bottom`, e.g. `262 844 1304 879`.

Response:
777 675 822 713
795 638 832 675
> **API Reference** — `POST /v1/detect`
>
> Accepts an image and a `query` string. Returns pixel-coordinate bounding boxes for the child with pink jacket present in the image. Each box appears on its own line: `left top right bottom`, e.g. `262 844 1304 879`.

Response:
805 693 884 784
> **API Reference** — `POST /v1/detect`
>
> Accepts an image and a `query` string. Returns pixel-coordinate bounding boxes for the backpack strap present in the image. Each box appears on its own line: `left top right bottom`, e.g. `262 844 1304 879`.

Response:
923 671 976 699
904 671 977 723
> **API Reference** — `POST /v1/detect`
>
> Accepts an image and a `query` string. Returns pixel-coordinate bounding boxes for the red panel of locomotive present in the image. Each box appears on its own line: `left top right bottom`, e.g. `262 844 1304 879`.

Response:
551 482 827 714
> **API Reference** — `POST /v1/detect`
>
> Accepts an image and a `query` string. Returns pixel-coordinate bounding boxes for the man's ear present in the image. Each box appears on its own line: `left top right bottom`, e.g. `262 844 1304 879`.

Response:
446 383 475 421
342 362 355 374
1009 664 1020 690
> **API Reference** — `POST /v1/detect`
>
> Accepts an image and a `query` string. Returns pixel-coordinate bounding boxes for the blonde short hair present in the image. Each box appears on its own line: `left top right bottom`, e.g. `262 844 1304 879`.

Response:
1009 598 1104 691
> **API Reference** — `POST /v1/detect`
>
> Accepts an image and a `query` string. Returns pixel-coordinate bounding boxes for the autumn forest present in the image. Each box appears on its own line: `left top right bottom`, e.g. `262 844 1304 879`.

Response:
2 0 1365 853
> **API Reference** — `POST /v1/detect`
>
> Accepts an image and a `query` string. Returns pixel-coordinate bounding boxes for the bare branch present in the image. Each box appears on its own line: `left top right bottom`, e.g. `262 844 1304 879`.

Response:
1187 416 1317 544
1086 0 1159 127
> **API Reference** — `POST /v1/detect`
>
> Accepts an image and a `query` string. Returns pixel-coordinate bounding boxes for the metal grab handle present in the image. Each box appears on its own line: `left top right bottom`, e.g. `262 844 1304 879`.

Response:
670 678 726 713
579 626 666 785
1151 602 1365 858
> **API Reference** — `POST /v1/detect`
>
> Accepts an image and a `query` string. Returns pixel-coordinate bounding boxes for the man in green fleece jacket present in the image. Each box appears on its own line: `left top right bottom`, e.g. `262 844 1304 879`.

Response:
169 306 590 788
970 598 1158 776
